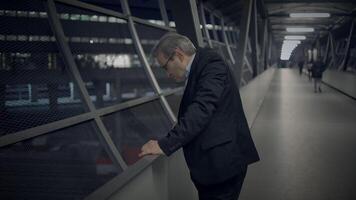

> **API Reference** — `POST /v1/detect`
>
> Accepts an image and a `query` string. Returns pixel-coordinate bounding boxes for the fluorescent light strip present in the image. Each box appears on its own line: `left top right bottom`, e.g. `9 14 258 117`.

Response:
280 40 301 60
285 35 306 40
290 13 330 18
286 27 314 32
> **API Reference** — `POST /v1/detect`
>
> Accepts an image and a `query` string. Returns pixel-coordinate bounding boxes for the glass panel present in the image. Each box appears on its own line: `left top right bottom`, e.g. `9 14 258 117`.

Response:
0 0 86 136
129 0 163 22
56 3 155 108
165 92 183 117
164 0 175 28
135 23 185 90
102 100 171 166
0 121 121 199
212 42 231 63
214 16 224 42
230 48 240 75
79 0 123 13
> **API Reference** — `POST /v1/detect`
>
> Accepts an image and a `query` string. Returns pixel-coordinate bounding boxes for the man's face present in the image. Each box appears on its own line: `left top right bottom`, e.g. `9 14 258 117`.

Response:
156 50 187 82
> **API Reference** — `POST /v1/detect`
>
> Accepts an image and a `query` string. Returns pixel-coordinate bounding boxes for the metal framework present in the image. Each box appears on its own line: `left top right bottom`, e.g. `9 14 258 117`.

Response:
0 0 271 199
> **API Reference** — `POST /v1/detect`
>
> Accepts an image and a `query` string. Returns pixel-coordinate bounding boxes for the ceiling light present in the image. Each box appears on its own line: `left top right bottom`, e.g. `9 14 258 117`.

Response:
285 35 306 40
280 40 301 60
290 13 330 18
286 27 314 32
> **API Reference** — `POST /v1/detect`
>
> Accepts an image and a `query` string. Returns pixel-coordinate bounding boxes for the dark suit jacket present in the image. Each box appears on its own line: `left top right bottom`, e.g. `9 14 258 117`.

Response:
158 48 260 184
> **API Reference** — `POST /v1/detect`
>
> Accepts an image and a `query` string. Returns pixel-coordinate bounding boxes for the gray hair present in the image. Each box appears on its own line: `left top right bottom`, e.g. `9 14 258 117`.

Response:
152 32 196 58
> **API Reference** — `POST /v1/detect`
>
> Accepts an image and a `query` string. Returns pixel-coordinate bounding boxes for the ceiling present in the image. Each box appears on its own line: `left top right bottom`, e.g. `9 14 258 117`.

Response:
265 1 356 42
204 0 355 44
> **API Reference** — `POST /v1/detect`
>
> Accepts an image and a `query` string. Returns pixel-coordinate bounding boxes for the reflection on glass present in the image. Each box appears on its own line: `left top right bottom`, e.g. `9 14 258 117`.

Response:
135 23 185 90
212 42 231 63
103 100 171 165
57 3 155 108
0 121 121 199
129 0 162 21
0 0 86 136
166 92 183 117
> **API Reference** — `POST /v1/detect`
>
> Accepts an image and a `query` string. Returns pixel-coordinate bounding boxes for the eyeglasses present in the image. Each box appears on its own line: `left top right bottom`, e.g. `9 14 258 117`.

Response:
162 52 175 70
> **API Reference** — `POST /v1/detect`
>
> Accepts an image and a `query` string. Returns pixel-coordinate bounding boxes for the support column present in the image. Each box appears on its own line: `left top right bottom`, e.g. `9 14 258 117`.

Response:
323 33 330 64
198 2 212 47
158 0 169 27
339 19 355 71
261 19 269 70
250 0 259 77
221 18 235 64
234 0 253 85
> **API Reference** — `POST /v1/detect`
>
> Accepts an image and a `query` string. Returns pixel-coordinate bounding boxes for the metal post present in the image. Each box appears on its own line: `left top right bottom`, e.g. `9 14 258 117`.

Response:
210 13 218 42
198 1 212 47
250 0 259 77
339 19 355 71
158 0 170 27
221 18 235 64
329 32 336 69
262 19 268 70
323 33 330 64
234 0 253 85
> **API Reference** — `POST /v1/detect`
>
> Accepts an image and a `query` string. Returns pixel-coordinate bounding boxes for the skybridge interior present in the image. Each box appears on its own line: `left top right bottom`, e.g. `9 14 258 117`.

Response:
0 0 355 200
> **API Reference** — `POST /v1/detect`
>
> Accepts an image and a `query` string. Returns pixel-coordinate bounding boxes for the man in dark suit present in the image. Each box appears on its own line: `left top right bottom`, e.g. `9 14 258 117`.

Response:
139 33 260 200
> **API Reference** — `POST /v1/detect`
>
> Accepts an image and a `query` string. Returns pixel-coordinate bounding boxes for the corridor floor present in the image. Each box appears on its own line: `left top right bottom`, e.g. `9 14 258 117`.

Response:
240 68 356 200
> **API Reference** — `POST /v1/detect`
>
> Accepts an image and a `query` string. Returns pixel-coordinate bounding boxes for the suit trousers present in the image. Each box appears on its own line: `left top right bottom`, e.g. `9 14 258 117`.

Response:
192 165 248 200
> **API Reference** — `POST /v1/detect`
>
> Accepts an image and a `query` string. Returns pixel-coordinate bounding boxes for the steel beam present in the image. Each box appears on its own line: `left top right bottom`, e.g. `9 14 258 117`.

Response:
210 13 219 42
250 0 259 77
46 0 128 170
198 2 213 47
221 18 236 64
158 0 169 27
323 33 330 64
339 19 355 71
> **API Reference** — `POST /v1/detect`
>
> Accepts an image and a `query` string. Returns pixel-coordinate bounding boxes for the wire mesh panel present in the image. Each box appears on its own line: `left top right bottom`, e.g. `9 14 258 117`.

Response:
214 16 224 43
347 48 356 73
102 100 170 166
0 0 87 136
0 121 121 199
165 92 183 118
79 0 123 13
56 3 155 109
211 41 231 64
135 23 185 91
129 0 163 23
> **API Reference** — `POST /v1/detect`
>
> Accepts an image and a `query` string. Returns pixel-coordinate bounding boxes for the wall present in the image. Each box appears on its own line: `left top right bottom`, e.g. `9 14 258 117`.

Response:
323 70 356 99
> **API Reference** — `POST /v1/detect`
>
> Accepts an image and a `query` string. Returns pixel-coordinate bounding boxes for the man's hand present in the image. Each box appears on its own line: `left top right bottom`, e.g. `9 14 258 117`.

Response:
139 140 165 157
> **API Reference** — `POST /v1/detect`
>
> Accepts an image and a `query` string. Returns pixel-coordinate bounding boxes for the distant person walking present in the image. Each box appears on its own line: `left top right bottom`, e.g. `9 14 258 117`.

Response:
311 59 325 93
307 61 313 81
298 61 304 76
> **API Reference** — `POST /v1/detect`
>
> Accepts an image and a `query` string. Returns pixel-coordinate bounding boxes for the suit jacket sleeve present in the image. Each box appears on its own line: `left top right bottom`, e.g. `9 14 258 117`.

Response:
158 59 227 156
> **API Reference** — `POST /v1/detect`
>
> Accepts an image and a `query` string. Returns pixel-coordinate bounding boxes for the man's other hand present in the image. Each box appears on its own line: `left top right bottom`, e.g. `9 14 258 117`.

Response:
139 140 164 157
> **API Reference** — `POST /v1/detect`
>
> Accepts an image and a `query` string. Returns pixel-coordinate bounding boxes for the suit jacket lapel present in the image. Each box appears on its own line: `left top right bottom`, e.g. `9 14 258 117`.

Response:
178 49 201 118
